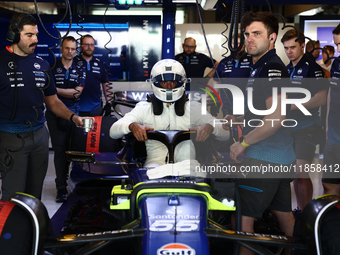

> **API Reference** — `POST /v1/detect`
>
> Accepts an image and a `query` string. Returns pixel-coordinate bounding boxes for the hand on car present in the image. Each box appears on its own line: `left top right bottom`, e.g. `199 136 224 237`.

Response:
129 122 154 141
229 142 246 162
189 123 213 142
222 115 235 131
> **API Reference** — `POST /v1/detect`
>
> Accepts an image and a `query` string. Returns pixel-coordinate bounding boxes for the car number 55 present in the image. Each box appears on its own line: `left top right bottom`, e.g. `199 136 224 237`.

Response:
150 220 199 232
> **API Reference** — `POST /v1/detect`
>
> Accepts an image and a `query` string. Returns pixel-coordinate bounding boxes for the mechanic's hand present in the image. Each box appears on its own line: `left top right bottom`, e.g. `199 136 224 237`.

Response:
190 123 213 142
73 116 95 129
223 115 236 131
129 122 154 142
229 142 245 163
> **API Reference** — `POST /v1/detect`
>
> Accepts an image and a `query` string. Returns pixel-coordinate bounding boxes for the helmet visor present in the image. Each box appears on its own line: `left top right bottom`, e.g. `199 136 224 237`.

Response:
152 73 185 88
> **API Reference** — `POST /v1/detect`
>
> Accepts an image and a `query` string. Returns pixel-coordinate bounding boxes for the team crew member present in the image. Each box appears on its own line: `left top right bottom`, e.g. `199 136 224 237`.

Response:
0 13 88 201
110 59 228 171
224 12 296 255
322 23 340 197
175 37 219 79
316 45 335 72
46 36 86 202
305 39 321 62
76 34 110 117
214 34 252 116
281 29 327 211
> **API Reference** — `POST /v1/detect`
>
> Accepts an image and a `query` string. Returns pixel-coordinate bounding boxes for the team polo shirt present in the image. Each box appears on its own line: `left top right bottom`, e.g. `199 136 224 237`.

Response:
175 52 215 78
214 53 252 115
50 59 86 113
243 49 295 164
286 54 326 130
75 55 109 112
328 58 340 145
0 47 57 133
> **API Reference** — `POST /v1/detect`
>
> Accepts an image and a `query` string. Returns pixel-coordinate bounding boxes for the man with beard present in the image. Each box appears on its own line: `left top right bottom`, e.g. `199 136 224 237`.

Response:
305 39 321 62
76 34 110 116
224 11 296 255
214 34 252 116
175 37 219 80
0 13 89 201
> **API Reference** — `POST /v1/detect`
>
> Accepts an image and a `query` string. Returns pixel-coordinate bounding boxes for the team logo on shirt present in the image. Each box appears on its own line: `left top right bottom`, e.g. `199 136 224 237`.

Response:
8 61 15 69
56 68 62 73
94 62 98 66
77 61 84 67
297 68 303 74
34 63 41 70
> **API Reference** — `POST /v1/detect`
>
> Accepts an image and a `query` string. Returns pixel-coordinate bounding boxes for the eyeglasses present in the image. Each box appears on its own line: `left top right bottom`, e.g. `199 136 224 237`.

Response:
82 43 95 47
183 44 195 49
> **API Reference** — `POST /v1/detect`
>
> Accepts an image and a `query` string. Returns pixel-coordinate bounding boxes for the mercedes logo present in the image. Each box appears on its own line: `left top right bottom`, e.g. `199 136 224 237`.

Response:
34 63 41 70
8 61 15 69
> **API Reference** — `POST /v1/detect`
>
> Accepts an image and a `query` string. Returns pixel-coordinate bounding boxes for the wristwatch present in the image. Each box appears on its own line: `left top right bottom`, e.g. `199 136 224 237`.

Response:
239 135 250 147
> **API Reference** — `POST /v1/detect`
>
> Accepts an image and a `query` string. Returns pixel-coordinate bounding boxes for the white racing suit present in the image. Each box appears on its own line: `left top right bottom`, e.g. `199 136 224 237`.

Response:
109 99 229 177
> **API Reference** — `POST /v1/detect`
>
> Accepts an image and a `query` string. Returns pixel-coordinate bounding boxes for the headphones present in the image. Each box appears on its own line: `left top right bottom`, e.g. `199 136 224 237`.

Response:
6 14 33 44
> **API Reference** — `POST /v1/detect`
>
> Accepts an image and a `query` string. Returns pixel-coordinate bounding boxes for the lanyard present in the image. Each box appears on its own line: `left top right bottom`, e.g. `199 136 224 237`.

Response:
290 67 295 81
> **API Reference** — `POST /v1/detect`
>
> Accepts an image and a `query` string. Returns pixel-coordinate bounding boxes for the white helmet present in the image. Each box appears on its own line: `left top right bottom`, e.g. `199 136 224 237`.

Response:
149 59 187 103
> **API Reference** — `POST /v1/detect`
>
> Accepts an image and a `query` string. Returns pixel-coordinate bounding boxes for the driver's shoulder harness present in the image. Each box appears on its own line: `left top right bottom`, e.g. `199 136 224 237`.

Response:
147 93 189 116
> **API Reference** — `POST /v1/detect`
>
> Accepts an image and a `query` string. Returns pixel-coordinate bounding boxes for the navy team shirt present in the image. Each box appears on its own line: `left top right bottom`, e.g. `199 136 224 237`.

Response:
175 52 215 78
214 53 252 115
0 46 57 133
50 59 86 114
243 49 296 165
328 58 340 145
286 54 326 130
75 55 109 112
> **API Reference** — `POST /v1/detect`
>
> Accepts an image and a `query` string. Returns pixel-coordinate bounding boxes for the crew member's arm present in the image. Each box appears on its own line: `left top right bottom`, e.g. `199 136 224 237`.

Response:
45 94 90 127
205 60 219 78
56 86 84 99
292 66 326 110
229 96 285 162
290 90 326 110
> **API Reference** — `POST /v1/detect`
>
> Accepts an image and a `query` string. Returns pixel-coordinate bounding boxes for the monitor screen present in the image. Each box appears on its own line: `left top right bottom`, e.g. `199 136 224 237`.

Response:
300 16 340 60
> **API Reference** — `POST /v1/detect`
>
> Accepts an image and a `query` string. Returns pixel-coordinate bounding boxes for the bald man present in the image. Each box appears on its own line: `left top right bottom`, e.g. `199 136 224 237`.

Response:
175 37 218 80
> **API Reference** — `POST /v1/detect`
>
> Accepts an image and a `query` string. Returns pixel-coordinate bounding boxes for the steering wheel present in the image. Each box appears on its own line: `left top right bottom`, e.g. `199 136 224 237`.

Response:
146 130 196 164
